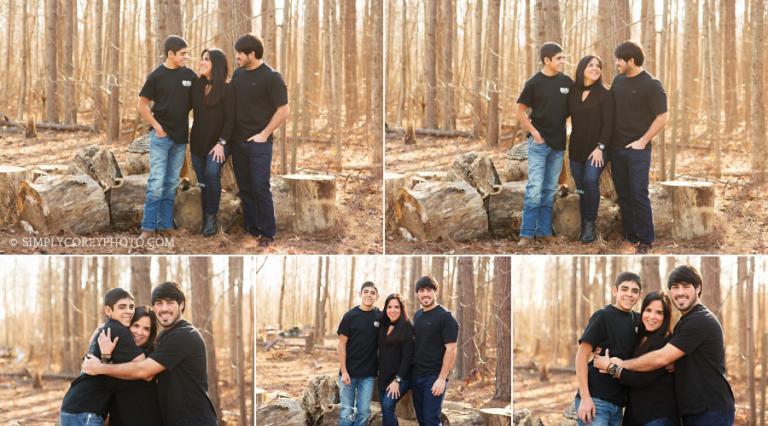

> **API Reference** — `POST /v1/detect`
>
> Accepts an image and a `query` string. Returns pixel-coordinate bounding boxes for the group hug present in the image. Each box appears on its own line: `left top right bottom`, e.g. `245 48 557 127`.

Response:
138 34 289 248
516 41 668 254
337 277 459 426
575 265 735 426
59 282 217 425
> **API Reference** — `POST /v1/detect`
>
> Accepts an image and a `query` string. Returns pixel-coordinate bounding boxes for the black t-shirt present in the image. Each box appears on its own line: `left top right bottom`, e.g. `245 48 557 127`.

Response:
109 348 163 426
412 305 459 376
377 322 414 392
610 70 667 150
576 305 639 406
619 334 678 425
337 306 381 378
567 84 614 162
230 63 288 143
668 303 735 415
190 78 235 157
61 319 143 417
516 71 573 150
148 320 217 426
139 64 197 145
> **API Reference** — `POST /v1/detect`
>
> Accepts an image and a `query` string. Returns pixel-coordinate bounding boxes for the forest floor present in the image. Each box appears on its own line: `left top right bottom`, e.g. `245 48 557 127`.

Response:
513 365 756 424
0 128 382 254
385 126 768 255
0 357 253 425
255 339 506 410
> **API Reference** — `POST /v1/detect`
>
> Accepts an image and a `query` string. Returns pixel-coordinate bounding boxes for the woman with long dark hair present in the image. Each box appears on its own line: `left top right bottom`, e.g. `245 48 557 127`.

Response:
595 292 679 425
190 48 234 236
378 294 414 426
100 306 163 426
568 55 614 243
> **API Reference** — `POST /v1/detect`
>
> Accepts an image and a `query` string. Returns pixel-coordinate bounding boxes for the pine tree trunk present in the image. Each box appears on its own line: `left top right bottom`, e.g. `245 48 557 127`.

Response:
486 0 501 146
189 257 222 419
456 257 476 379
130 257 152 305
424 0 438 129
106 0 121 141
45 0 59 123
493 256 511 401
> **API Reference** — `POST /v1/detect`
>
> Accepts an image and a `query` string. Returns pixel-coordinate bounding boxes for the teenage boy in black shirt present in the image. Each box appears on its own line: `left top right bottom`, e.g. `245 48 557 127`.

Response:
574 272 641 426
82 282 217 426
336 281 380 426
411 276 459 426
610 41 668 254
138 35 197 238
60 288 143 426
516 42 574 246
230 33 290 248
606 266 735 426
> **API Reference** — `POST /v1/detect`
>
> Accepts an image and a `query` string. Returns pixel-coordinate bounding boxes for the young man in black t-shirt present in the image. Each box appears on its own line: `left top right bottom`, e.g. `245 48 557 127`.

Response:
516 42 574 246
336 281 380 426
609 41 668 254
411 276 459 426
60 288 143 426
230 33 290 248
82 282 217 426
606 266 735 426
138 36 197 238
574 272 641 426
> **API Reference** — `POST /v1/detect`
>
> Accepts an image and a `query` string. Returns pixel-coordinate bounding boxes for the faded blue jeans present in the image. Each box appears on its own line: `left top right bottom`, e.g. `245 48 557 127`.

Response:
141 130 186 231
338 375 375 426
520 136 564 238
575 396 623 426
59 411 105 426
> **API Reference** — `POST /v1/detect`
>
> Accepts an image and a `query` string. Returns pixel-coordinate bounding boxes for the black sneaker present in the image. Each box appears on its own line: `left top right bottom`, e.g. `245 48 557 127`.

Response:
636 243 652 254
258 236 274 248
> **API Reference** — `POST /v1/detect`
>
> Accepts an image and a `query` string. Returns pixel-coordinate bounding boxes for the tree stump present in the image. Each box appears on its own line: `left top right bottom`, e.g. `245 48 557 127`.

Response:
70 145 123 189
173 186 241 233
17 174 110 234
254 387 268 406
385 173 407 233
450 153 501 197
487 181 526 237
0 165 30 226
256 395 307 426
395 180 488 241
301 375 339 425
281 174 337 233
480 408 513 426
109 174 148 231
552 192 622 240
659 180 716 240
649 183 674 239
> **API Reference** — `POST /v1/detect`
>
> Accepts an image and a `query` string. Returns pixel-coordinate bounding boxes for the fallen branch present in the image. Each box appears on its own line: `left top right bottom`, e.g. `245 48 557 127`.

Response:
386 126 474 138
0 118 93 132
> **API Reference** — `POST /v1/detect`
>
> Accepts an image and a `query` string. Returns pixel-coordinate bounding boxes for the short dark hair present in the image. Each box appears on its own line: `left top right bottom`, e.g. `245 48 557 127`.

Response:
234 33 264 59
614 41 645 66
163 35 188 57
667 265 703 294
104 288 133 308
615 272 642 290
360 281 378 293
151 281 186 312
540 42 564 64
415 276 438 292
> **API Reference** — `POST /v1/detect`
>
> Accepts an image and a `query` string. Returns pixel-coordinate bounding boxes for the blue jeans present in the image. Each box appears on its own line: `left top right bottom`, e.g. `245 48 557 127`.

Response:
610 147 654 244
521 137 564 238
645 417 678 426
59 411 104 426
569 152 608 222
141 130 186 231
411 374 447 426
682 410 734 426
338 375 375 426
232 140 276 238
191 145 229 215
381 379 410 426
574 396 623 426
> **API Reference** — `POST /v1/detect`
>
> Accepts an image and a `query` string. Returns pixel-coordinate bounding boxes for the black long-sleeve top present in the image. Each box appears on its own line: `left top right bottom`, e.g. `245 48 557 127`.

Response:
190 78 234 157
377 323 414 393
619 334 679 425
567 83 614 162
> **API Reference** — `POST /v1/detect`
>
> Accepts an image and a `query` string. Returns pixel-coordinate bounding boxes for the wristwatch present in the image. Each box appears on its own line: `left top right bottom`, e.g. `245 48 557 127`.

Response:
597 143 606 151
607 363 618 377
394 375 402 383
217 138 227 146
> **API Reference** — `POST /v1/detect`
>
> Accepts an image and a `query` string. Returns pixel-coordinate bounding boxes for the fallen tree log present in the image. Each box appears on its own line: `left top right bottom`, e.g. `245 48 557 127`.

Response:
386 126 474 139
487 181 526 237
0 118 93 132
396 180 488 241
659 180 716 240
301 375 339 425
70 145 123 189
480 408 513 426
123 152 149 175
173 186 241 233
17 174 110 234
256 394 307 426
450 153 501 198
552 193 622 240
513 409 545 426
109 174 148 231
0 165 30 226
29 164 73 180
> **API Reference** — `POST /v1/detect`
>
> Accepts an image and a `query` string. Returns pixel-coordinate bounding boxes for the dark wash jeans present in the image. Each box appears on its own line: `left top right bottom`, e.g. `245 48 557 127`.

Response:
681 410 734 426
610 146 654 244
411 374 447 426
381 379 411 426
231 140 276 238
569 150 608 223
191 145 229 215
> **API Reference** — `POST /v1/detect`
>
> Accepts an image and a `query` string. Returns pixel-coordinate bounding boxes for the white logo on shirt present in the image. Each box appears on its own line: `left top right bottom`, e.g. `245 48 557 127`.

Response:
182 80 192 87
560 87 570 94
373 321 380 328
